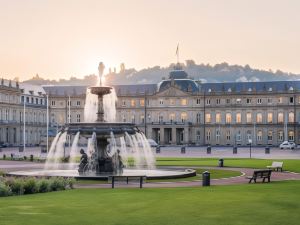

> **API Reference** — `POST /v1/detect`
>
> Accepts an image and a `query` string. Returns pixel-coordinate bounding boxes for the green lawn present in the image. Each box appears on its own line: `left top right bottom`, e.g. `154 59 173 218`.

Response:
157 158 300 173
75 169 241 185
1 181 300 225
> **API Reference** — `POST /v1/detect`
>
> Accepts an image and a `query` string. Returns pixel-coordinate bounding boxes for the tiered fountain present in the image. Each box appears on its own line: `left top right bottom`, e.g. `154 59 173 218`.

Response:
9 62 195 180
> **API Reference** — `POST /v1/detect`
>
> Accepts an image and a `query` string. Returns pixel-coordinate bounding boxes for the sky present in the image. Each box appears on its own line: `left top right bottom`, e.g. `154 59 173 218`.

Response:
1 0 300 80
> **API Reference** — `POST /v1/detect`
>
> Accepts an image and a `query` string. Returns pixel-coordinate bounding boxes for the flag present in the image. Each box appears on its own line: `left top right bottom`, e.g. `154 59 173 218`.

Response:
175 43 179 56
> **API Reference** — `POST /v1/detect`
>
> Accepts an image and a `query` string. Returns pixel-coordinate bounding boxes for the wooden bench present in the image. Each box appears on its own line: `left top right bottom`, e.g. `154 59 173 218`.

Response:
109 175 146 189
267 161 283 172
246 170 272 183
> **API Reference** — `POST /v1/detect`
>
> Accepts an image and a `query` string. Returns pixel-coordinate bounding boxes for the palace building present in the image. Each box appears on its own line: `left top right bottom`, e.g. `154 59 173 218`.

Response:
1 65 300 147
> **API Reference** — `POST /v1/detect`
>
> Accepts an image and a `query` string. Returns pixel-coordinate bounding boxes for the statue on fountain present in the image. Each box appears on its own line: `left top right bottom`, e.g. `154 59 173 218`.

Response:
78 149 88 173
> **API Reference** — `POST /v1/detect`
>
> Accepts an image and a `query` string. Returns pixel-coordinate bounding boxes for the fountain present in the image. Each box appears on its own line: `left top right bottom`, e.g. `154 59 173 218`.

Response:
9 62 195 180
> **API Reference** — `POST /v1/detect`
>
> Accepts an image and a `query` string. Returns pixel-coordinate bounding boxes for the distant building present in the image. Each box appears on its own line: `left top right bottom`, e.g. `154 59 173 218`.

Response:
1 65 300 147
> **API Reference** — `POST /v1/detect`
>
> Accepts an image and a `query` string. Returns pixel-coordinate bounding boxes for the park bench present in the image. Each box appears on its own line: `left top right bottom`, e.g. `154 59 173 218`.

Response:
246 170 272 183
267 161 283 172
109 175 146 189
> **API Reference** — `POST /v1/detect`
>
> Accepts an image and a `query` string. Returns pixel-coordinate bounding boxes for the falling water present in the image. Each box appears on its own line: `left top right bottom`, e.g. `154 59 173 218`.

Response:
68 132 80 169
125 132 143 169
84 88 98 122
136 132 156 169
87 132 97 158
52 132 67 169
103 88 117 122
44 132 61 170
119 136 129 167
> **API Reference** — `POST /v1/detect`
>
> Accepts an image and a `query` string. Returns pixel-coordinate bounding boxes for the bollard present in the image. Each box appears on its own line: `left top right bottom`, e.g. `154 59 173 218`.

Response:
156 146 160 153
202 171 210 186
233 146 237 154
207 146 211 154
218 158 224 167
181 146 186 154
265 147 270 154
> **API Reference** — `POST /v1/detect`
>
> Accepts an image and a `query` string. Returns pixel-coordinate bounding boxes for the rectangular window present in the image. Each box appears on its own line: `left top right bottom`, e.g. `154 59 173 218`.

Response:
216 113 221 123
122 100 126 107
170 99 175 105
206 99 211 105
205 113 211 123
159 99 164 105
290 97 294 104
278 113 284 123
267 112 273 123
181 99 187 106
278 97 283 103
236 98 242 104
131 99 136 107
257 131 263 141
225 113 232 123
169 113 175 122
268 131 272 141
140 99 145 107
256 113 262 123
226 99 230 104
257 98 262 104
246 113 252 123
236 113 241 123
196 98 201 105
246 98 251 104
76 114 80 122
278 131 283 141
196 113 201 123
51 100 55 106
267 98 272 104
216 99 221 104
226 130 231 141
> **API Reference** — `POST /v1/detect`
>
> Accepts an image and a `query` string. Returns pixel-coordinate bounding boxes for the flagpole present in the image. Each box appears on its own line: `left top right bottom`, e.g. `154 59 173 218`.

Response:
23 98 26 152
46 95 49 152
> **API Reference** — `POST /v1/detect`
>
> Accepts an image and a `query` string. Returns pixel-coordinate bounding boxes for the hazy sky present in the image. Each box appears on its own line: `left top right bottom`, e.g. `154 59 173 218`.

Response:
1 0 300 80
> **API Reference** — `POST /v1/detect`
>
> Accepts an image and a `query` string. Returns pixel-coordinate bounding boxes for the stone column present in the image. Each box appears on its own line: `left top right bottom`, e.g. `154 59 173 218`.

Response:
184 127 189 144
159 127 164 145
171 128 176 145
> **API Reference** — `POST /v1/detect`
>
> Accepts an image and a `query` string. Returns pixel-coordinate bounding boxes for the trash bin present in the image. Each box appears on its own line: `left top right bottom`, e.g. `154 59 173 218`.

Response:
156 146 160 153
233 146 237 154
218 158 224 167
207 146 211 154
3 154 6 160
30 154 34 162
181 146 186 154
265 147 270 154
202 171 210 186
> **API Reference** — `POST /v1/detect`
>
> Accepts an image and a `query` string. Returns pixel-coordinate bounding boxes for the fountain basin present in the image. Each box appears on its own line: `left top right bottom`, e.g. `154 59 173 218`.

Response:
63 122 138 137
90 86 112 95
8 168 196 180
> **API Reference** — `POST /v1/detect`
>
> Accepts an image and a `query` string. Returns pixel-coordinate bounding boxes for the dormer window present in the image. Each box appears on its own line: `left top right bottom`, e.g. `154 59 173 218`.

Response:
228 88 232 92
268 87 272 92
289 86 294 91
208 88 212 93
248 88 252 92
29 90 34 95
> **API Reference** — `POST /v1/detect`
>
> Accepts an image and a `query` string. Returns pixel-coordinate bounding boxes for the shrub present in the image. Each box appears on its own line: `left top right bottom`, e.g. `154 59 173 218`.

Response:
0 170 5 177
38 179 50 193
0 183 11 197
5 178 24 195
23 178 38 194
66 178 76 189
49 177 66 191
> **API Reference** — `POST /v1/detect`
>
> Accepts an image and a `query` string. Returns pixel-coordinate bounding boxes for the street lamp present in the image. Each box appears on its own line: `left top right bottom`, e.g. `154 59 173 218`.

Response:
248 139 252 159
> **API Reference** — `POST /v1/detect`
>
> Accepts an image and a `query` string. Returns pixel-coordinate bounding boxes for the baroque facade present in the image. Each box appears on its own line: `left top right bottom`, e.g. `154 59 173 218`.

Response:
1 66 300 147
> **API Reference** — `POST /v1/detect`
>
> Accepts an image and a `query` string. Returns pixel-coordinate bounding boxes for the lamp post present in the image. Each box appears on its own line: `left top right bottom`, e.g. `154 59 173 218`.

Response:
248 139 252 159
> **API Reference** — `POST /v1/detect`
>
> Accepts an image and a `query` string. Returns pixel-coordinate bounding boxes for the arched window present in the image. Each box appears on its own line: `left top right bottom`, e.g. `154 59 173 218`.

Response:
288 112 294 123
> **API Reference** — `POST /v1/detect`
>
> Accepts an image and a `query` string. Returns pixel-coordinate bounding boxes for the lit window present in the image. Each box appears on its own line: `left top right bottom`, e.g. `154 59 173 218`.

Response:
205 113 211 123
278 113 284 123
246 113 252 123
181 99 187 106
169 113 175 122
216 113 221 123
236 113 241 123
225 113 232 123
267 112 273 123
140 99 145 107
256 113 262 123
131 99 136 107
181 112 187 122
289 112 294 123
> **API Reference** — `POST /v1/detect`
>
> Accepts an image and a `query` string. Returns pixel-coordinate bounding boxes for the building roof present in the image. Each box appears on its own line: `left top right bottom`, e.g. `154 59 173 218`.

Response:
19 83 46 96
113 84 157 95
42 85 87 96
157 79 199 93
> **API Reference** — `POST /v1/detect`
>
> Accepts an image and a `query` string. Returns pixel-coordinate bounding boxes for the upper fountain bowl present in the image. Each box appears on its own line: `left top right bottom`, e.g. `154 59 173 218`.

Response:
90 86 112 95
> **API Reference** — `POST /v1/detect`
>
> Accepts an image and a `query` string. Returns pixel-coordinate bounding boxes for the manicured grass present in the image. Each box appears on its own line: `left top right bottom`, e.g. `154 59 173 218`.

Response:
157 158 300 172
1 181 300 225
75 169 241 184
